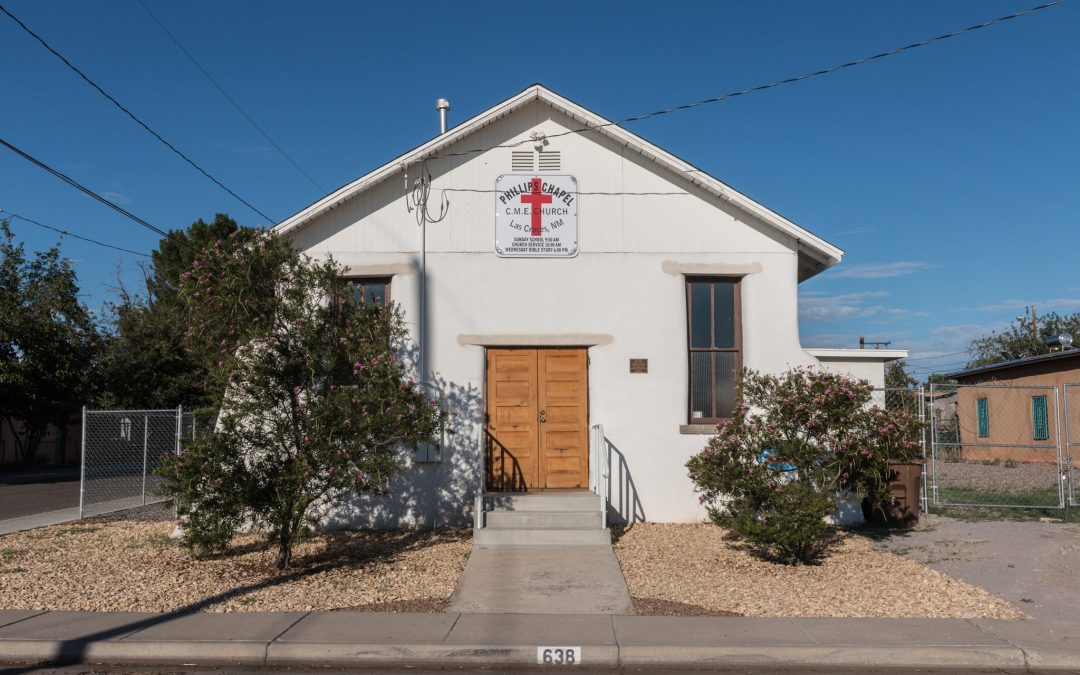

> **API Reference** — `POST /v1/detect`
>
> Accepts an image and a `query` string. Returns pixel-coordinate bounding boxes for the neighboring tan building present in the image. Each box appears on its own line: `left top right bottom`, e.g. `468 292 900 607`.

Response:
945 350 1080 466
273 84 906 528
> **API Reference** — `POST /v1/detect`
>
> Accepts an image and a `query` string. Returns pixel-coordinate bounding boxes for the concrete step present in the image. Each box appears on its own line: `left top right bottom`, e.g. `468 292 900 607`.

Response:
484 510 603 529
473 527 612 547
484 491 601 513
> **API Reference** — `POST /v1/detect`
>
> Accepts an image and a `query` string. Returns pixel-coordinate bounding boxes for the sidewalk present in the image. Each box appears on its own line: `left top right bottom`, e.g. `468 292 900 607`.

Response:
2 609 1080 670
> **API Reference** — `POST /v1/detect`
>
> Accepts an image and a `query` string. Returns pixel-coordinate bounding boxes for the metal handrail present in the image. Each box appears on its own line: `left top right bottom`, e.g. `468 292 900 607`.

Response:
591 424 609 529
474 431 485 529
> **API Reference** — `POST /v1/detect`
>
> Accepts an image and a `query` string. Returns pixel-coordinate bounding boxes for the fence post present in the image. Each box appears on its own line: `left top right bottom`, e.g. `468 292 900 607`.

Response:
175 405 182 519
141 414 149 506
78 406 87 519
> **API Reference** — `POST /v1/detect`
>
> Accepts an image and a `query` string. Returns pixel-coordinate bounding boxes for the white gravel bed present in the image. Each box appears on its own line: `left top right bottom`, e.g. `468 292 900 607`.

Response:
0 519 471 613
613 523 1024 619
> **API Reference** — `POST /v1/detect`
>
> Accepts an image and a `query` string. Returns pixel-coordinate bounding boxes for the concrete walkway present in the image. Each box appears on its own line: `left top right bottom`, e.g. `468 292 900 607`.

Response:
449 545 634 614
3 609 1080 670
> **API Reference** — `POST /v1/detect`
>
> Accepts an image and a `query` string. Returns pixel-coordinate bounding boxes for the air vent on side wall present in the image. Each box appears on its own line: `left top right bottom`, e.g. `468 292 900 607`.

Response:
511 151 534 171
538 150 561 172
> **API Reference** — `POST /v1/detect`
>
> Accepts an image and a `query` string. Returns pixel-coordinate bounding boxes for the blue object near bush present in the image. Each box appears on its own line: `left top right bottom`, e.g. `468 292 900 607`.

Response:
757 448 797 472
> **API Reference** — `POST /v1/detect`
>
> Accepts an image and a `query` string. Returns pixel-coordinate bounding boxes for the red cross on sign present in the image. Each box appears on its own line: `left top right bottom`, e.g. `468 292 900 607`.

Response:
519 178 552 237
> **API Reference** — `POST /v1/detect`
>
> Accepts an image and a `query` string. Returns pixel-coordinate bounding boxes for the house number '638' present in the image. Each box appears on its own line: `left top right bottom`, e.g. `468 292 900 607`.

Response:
537 646 581 665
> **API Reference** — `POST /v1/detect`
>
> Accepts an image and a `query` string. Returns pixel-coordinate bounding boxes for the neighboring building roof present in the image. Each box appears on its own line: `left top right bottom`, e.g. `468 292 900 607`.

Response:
944 349 1080 380
272 83 844 280
806 348 908 362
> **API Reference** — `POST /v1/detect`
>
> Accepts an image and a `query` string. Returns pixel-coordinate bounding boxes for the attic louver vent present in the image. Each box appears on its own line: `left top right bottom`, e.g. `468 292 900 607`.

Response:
511 151 534 171
538 151 561 171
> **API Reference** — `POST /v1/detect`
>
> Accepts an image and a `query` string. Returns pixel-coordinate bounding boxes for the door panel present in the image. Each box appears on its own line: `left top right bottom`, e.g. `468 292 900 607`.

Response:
486 349 538 490
486 348 588 491
538 349 589 489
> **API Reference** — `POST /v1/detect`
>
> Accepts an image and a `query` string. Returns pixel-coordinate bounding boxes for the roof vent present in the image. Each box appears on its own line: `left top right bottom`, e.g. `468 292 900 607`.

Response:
511 151 534 171
538 150 561 171
435 98 450 134
1045 333 1073 351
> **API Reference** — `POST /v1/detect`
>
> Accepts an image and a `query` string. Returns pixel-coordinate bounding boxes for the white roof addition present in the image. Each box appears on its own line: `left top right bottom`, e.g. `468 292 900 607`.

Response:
273 84 844 279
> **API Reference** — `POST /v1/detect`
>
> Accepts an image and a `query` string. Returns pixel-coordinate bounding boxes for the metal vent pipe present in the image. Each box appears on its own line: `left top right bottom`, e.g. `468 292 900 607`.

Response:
436 98 450 133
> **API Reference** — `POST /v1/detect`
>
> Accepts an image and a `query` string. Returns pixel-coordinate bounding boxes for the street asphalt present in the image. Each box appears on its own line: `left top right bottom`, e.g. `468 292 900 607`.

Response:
2 610 1080 672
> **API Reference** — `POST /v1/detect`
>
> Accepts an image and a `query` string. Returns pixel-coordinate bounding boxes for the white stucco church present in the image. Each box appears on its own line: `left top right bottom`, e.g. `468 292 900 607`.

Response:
273 84 905 531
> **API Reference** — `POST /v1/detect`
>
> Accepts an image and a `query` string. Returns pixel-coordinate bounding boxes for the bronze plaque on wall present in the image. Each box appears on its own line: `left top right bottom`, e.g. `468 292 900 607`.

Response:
629 358 648 374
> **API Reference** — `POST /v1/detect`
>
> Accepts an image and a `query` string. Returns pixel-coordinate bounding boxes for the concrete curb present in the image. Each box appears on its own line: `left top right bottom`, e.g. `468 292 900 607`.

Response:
2 611 1080 671
0 639 1045 670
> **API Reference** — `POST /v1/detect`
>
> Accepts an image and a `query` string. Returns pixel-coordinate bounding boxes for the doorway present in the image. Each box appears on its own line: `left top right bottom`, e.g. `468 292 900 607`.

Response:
485 348 589 491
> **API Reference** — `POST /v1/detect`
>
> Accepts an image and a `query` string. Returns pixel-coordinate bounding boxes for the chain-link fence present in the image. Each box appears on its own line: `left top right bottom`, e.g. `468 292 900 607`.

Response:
928 383 1064 510
80 407 214 518
1065 384 1080 507
875 387 928 514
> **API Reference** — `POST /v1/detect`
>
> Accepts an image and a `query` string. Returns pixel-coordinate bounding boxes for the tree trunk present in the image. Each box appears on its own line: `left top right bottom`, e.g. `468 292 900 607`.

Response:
276 521 293 570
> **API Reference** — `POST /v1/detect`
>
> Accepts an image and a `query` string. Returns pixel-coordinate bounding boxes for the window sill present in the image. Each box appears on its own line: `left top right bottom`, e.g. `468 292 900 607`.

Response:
679 424 719 435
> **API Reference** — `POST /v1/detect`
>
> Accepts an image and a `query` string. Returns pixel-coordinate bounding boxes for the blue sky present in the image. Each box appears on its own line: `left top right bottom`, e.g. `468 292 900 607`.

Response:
2 0 1076 377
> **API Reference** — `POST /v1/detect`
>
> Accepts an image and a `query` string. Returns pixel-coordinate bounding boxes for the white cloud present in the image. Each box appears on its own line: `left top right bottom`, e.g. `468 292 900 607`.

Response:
974 298 1080 314
799 290 889 322
102 191 134 206
831 261 936 279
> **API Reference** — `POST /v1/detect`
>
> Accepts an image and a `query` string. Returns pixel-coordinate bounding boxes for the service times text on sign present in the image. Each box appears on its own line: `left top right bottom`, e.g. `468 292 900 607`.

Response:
495 174 578 257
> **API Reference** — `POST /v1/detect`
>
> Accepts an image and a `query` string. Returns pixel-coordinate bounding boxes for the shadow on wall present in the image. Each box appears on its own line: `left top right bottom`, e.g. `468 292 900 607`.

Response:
603 435 646 525
321 372 483 530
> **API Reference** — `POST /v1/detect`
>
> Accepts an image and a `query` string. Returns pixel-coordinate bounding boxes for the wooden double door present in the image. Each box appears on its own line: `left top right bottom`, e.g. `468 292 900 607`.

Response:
485 348 589 491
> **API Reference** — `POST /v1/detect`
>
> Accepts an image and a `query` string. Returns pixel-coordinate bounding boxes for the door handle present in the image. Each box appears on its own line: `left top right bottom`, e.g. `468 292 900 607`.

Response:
539 409 546 423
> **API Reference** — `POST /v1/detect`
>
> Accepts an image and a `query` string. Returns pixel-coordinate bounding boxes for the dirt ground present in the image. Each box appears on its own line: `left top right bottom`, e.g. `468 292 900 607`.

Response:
874 514 1080 622
613 523 1022 619
0 509 472 613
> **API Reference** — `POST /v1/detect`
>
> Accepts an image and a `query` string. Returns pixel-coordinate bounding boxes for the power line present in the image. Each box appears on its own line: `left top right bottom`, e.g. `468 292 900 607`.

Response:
429 0 1064 163
1 209 151 257
0 137 171 240
442 187 688 196
0 2 276 223
903 350 970 362
133 0 325 194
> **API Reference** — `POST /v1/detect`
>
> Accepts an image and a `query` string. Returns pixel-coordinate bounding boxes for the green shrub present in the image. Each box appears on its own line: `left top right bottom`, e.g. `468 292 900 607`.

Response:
687 367 922 565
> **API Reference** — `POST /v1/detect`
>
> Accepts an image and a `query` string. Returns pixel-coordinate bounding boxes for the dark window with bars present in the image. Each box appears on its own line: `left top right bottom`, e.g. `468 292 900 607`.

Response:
976 398 989 438
686 278 741 422
1032 395 1049 441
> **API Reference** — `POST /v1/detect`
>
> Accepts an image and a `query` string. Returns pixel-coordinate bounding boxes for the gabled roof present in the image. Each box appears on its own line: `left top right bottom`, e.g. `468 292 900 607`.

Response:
273 84 843 279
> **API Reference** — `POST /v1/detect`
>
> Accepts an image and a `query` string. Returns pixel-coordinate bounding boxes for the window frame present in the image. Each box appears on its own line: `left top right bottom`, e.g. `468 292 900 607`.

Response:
339 276 392 310
1031 395 1049 441
685 276 743 424
976 397 989 438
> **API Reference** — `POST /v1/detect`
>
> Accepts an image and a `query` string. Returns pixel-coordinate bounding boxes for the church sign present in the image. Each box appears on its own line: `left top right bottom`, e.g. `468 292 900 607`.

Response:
495 174 578 257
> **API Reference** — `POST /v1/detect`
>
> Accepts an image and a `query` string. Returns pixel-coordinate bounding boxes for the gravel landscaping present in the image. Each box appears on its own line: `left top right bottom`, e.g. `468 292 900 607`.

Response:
933 461 1061 497
613 523 1024 619
0 516 472 613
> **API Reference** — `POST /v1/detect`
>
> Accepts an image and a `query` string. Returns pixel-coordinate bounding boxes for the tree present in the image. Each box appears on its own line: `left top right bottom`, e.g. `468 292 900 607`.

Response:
159 230 445 569
686 368 922 564
0 220 100 466
884 360 918 413
966 310 1080 368
98 214 243 409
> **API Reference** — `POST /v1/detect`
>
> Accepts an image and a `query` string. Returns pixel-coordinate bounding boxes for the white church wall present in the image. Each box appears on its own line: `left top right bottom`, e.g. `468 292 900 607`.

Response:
290 97 884 528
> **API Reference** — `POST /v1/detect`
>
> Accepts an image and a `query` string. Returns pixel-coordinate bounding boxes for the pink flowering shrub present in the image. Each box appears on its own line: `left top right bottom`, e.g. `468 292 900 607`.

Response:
158 230 445 569
686 367 922 564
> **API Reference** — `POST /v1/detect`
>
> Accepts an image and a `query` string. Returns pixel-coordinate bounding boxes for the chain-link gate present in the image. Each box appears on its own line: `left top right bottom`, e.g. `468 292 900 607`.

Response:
876 386 928 513
929 383 1064 510
1065 384 1080 507
79 407 212 518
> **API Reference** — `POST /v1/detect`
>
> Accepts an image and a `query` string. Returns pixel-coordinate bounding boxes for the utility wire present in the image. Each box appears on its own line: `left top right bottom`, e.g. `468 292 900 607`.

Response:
0 137 172 240
0 2 275 223
428 0 1065 162
133 0 325 194
903 350 970 362
1 209 151 257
